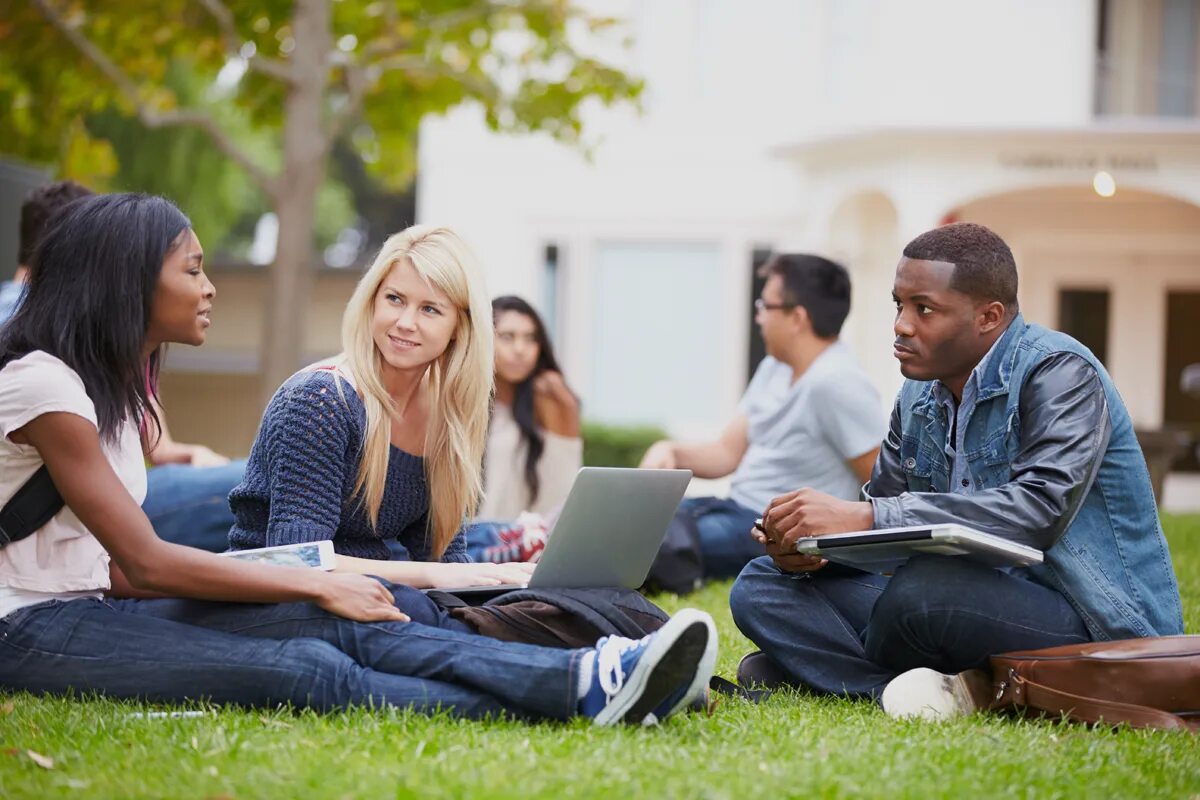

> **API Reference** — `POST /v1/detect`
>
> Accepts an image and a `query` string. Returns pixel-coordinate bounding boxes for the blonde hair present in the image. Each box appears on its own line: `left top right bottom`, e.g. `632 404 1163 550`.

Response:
339 225 493 559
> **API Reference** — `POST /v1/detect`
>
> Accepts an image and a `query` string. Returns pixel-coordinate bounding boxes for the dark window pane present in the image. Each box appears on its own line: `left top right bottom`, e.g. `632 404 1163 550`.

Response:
1058 289 1110 366
747 247 773 382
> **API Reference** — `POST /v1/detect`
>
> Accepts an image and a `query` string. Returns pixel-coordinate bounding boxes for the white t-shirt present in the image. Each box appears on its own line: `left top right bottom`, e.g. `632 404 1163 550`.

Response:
0 351 147 618
729 342 887 512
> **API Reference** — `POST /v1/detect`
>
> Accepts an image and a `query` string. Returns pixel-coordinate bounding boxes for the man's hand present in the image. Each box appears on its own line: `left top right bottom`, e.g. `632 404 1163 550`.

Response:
639 440 676 469
762 488 874 551
750 520 828 573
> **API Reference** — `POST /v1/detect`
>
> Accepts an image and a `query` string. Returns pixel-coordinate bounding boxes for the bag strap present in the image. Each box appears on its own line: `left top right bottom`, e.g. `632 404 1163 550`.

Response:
709 675 772 704
0 465 65 547
1005 674 1197 732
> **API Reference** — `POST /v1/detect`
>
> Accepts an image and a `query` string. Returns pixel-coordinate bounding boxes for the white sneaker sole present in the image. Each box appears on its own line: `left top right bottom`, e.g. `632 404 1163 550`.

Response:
592 608 713 727
880 667 990 721
643 611 719 724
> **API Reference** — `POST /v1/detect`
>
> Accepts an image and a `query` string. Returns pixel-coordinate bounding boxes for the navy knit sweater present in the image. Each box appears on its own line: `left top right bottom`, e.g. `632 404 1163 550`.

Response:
227 368 470 562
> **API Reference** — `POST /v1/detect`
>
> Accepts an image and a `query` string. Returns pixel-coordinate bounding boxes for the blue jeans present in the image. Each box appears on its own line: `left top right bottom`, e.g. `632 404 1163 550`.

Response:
676 496 764 580
142 459 247 552
729 554 1091 698
0 592 582 719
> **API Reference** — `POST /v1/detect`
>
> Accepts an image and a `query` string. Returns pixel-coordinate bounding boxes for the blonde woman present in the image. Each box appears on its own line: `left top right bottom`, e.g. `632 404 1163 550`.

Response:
228 226 532 589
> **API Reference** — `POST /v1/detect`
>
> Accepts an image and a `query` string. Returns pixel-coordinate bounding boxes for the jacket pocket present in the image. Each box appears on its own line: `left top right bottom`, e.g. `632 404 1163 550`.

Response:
899 436 936 493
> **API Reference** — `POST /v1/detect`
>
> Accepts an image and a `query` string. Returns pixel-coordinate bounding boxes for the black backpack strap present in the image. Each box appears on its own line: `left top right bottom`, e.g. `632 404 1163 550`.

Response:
709 675 773 704
0 465 65 547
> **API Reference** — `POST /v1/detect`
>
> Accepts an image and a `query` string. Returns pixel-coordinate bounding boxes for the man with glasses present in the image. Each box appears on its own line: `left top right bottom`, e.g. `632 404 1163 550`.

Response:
639 253 885 587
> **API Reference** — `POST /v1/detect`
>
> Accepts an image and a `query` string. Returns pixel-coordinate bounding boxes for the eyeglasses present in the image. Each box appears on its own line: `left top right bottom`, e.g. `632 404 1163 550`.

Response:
754 298 796 313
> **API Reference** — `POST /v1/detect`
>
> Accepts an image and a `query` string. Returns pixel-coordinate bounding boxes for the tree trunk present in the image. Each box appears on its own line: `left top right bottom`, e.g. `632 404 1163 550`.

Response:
259 0 332 408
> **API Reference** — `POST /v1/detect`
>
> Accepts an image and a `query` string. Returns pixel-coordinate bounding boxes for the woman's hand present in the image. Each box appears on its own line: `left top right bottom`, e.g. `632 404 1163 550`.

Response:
532 370 581 437
421 561 537 589
312 573 410 622
186 444 231 468
532 370 573 404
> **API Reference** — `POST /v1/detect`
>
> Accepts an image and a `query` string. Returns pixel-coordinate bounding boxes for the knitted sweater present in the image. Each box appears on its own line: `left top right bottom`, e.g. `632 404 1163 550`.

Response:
227 368 470 562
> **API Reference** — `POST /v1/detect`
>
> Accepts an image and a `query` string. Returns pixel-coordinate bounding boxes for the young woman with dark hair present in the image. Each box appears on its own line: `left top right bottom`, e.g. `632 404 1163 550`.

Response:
479 296 582 520
0 193 715 724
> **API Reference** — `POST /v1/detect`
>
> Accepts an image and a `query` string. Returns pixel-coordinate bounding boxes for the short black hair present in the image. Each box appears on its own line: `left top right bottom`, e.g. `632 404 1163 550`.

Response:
902 222 1018 311
18 180 95 266
1 193 190 442
757 253 851 338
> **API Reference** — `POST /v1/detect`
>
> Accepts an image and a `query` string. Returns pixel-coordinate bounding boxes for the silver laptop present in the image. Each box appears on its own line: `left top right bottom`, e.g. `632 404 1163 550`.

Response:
792 523 1043 575
430 467 692 597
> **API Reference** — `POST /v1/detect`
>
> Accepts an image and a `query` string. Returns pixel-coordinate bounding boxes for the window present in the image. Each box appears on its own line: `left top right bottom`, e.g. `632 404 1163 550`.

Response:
589 241 723 430
1095 0 1200 117
1058 288 1110 366
746 246 774 383
542 244 561 347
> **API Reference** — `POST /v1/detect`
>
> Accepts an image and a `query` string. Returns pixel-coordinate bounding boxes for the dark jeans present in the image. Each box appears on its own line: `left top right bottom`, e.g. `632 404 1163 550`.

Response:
0 588 582 719
142 459 247 552
729 554 1091 698
676 496 764 580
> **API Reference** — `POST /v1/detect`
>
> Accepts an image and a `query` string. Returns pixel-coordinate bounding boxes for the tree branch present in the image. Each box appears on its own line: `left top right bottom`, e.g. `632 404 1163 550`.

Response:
326 62 368 142
195 0 294 83
371 55 500 103
360 1 507 65
31 0 278 197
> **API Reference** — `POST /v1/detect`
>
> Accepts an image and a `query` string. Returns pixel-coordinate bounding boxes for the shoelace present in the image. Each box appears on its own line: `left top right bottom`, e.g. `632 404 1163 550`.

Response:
593 635 643 700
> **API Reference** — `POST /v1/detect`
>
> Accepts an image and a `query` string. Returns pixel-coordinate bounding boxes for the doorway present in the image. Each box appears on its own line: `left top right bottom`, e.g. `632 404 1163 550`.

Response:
1164 291 1200 471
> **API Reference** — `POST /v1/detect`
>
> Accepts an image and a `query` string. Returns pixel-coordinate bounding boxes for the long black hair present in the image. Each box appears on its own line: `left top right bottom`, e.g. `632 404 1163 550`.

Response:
492 295 568 505
0 193 191 443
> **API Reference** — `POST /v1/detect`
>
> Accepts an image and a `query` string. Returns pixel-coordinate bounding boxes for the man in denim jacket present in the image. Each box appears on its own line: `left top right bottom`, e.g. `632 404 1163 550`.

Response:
729 222 1184 720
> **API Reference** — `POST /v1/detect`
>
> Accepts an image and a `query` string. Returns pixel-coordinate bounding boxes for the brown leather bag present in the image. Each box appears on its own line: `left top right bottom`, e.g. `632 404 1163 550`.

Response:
988 635 1200 732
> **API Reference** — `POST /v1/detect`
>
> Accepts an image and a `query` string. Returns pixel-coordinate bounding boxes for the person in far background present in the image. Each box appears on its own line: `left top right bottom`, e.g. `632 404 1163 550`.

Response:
639 254 886 583
460 296 583 564
0 181 93 326
482 296 582 519
4 180 244 552
140 400 247 551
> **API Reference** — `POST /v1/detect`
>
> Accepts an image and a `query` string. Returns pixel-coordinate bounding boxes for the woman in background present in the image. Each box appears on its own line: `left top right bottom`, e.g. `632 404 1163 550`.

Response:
466 297 582 562
483 296 582 519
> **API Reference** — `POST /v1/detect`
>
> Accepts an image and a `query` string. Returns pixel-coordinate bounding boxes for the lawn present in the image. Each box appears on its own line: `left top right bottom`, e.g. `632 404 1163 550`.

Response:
3 517 1199 799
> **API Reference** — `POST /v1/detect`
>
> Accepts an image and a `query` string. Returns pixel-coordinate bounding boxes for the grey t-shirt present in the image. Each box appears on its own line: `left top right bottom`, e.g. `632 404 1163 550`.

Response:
729 342 887 512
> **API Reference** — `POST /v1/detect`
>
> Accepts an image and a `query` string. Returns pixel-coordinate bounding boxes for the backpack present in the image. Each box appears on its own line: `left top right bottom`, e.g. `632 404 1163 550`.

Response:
642 511 705 596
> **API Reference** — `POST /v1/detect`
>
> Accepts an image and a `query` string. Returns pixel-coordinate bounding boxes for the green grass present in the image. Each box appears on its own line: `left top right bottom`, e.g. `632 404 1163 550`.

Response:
3 519 1200 799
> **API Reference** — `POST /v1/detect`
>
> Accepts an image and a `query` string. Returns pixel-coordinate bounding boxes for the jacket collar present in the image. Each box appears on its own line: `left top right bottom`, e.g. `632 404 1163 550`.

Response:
911 314 1027 416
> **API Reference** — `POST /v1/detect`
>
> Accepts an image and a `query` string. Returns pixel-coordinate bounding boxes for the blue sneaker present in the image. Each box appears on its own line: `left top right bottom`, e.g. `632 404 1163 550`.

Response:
578 608 715 726
643 610 718 724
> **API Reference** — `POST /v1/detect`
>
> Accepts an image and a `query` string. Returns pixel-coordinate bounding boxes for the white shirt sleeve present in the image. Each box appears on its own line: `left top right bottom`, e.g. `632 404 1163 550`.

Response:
0 351 98 439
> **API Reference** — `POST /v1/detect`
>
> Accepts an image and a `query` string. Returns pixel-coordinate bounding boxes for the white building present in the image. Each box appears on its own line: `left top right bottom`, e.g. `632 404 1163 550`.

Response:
417 0 1200 502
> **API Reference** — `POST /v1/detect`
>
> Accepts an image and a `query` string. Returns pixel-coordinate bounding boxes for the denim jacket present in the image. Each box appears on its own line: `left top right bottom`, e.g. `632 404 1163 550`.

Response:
867 315 1184 641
